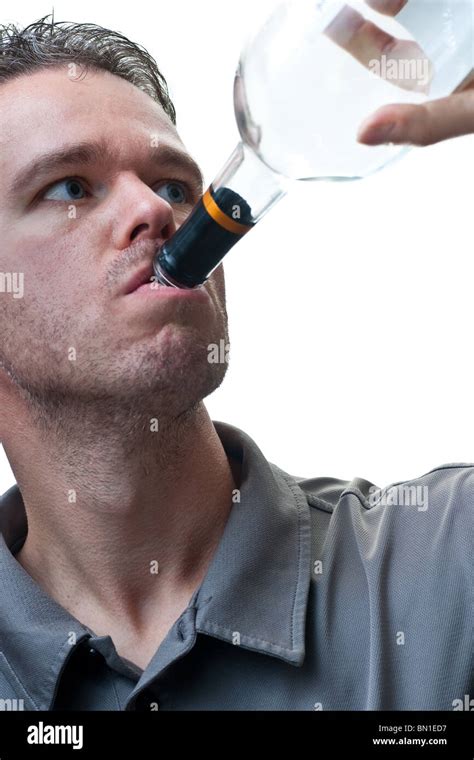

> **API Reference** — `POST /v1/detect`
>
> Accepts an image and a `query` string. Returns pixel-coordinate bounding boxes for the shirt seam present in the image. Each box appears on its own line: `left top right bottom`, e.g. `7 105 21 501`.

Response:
196 622 300 659
342 463 474 510
107 668 123 710
278 470 310 654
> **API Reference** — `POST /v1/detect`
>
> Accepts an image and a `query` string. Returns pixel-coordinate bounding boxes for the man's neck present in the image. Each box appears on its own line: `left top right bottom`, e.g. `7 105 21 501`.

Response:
9 401 240 657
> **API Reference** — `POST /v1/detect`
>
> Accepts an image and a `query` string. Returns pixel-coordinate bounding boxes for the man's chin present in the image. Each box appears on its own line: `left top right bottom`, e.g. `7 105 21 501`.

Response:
98 329 229 409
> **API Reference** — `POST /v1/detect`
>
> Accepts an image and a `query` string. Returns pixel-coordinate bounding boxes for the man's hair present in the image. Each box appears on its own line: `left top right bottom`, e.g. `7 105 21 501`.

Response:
0 13 177 124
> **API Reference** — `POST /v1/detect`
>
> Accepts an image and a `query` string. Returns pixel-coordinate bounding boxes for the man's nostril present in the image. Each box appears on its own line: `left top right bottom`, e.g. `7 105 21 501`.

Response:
130 223 148 242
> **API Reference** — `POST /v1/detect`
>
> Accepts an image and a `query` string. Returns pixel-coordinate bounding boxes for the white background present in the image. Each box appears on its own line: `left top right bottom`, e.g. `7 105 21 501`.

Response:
1 0 473 492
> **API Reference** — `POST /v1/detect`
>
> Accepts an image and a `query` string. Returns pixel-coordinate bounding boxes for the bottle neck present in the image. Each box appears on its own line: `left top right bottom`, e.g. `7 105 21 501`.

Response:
212 140 288 223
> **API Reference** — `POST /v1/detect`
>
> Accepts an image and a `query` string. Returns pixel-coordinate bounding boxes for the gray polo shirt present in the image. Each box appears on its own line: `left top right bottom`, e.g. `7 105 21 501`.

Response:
0 421 472 711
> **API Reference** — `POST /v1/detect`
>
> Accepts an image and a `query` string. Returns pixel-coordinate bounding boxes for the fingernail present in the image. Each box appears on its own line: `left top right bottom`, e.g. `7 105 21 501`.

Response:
359 122 396 145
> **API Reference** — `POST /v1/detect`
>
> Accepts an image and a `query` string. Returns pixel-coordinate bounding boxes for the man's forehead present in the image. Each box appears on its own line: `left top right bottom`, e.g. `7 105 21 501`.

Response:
0 66 194 190
0 65 178 147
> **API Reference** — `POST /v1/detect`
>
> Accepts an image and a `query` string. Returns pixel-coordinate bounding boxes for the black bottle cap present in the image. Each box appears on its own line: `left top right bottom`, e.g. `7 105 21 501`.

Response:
154 186 254 288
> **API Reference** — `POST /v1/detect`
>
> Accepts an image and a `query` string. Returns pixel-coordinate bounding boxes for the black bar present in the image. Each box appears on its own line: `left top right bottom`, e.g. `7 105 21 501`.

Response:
0 710 471 758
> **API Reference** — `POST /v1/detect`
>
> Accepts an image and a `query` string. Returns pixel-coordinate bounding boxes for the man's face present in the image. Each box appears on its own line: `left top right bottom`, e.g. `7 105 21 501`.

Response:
0 66 229 416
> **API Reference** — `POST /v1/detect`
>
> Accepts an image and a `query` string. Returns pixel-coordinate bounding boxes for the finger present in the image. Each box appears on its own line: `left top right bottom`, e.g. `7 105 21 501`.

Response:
325 5 430 93
325 6 399 62
364 0 409 15
454 70 474 94
357 90 474 146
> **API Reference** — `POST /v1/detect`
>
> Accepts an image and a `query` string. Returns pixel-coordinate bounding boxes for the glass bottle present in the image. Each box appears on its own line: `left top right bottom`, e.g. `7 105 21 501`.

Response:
153 0 473 289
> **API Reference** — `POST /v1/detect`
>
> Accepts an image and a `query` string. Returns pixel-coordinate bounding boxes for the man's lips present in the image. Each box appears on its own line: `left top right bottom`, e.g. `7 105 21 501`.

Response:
123 264 156 295
121 262 211 304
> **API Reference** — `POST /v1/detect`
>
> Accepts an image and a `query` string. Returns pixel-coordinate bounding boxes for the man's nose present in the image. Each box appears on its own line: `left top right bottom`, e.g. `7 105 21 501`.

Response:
111 173 177 249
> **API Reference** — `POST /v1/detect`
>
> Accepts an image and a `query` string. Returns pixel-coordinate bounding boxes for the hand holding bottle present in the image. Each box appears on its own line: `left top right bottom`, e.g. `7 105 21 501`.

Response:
325 0 474 146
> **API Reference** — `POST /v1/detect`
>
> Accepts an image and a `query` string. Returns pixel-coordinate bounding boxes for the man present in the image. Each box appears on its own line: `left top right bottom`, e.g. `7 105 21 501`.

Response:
0 13 472 711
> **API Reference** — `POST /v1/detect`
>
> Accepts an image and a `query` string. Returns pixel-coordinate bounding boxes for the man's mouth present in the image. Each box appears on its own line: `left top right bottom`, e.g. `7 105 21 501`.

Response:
123 264 158 295
122 262 211 304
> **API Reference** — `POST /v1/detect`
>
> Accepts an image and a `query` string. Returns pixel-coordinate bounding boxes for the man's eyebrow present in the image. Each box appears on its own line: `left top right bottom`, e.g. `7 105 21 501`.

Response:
9 139 204 198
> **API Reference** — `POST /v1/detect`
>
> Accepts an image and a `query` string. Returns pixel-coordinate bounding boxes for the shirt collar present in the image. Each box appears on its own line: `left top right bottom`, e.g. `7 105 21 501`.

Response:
0 420 312 709
0 500 91 710
193 421 312 666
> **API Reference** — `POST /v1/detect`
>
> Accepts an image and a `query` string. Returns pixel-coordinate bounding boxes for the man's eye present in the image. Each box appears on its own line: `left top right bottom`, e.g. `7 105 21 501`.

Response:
42 178 88 202
39 178 192 204
155 181 190 205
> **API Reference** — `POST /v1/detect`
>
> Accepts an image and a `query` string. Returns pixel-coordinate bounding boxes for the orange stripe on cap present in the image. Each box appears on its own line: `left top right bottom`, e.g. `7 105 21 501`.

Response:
202 188 253 236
